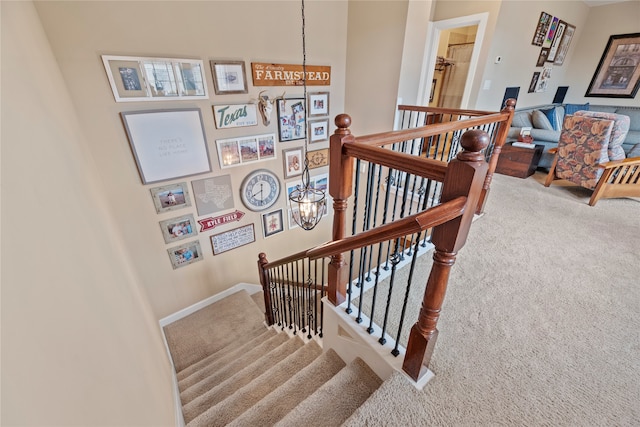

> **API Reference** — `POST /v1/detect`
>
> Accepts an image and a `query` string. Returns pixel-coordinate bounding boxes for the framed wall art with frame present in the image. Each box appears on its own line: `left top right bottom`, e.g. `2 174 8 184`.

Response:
210 224 256 255
307 92 330 117
277 98 306 142
102 55 208 102
553 23 576 66
191 175 234 216
159 214 197 244
306 148 329 169
283 147 303 178
585 33 640 98
309 118 329 143
167 240 203 269
216 133 276 169
121 109 211 184
262 209 284 238
210 60 248 95
150 182 192 214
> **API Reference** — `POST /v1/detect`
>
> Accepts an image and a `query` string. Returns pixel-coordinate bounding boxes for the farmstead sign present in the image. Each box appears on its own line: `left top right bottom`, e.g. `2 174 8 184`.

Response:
251 62 331 86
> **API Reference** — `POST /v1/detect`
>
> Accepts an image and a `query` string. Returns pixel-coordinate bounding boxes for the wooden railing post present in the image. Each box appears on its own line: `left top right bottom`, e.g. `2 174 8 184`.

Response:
327 114 355 306
476 98 516 214
257 252 274 325
403 129 490 381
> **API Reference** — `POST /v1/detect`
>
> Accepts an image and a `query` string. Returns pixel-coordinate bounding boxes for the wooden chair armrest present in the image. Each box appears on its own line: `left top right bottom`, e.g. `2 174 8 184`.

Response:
599 156 640 170
548 147 558 154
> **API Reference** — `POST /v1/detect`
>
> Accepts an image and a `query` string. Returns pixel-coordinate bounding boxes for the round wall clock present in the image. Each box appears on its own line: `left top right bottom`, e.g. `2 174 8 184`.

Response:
240 169 281 212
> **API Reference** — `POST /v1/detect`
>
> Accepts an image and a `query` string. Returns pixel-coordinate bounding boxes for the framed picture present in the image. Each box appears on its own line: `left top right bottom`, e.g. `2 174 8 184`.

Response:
585 33 640 98
210 224 256 255
212 103 258 129
121 109 211 184
283 147 304 178
277 98 306 142
262 209 284 237
150 182 192 213
546 21 567 63
216 133 276 169
531 11 552 47
535 67 552 93
308 92 330 117
536 48 550 67
210 60 248 94
287 206 301 230
191 175 234 216
309 118 329 143
553 23 576 66
528 72 540 93
167 240 203 269
306 148 329 169
159 214 197 244
102 55 208 102
543 16 560 49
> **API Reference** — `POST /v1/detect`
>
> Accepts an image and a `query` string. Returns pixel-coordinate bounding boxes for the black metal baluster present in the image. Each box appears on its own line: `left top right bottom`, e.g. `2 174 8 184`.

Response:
346 158 362 314
366 162 384 281
392 231 423 357
379 251 401 345
278 265 287 330
319 258 325 338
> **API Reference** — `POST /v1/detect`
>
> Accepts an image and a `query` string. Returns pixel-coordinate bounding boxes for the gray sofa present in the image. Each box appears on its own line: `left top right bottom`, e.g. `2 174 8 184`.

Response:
507 103 640 169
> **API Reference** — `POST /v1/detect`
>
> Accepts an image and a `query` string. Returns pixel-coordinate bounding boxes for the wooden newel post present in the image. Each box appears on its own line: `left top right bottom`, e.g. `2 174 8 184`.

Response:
403 129 490 381
257 252 274 325
476 98 516 214
327 114 355 306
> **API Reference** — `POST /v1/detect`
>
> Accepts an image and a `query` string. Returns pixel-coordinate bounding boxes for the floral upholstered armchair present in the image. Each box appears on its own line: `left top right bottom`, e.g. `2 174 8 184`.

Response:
544 111 640 206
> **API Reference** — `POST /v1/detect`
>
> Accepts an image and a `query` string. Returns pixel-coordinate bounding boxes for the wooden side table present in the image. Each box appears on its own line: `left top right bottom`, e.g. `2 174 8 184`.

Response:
495 142 544 178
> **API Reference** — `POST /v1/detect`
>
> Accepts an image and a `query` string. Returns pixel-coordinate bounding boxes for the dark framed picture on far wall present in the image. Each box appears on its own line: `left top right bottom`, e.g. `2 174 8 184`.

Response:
585 32 640 98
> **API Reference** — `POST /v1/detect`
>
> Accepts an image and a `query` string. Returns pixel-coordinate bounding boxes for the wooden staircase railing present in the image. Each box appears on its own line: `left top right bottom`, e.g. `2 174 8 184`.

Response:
258 102 513 382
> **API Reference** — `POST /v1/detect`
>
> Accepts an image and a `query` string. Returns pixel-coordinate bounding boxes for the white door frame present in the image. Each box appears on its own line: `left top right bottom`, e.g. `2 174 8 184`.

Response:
417 12 489 109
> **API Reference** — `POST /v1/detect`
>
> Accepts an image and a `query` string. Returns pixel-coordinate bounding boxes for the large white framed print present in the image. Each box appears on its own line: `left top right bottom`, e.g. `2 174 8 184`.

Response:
121 109 211 184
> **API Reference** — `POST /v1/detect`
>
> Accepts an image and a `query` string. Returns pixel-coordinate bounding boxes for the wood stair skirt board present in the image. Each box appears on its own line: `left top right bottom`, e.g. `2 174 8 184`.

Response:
161 288 420 426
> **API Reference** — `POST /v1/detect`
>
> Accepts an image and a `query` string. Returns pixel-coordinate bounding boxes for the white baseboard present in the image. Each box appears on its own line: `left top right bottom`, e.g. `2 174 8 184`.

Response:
159 282 262 327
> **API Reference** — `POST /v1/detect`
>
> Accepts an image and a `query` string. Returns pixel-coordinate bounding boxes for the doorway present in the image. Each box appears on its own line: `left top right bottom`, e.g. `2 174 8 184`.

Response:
418 13 489 109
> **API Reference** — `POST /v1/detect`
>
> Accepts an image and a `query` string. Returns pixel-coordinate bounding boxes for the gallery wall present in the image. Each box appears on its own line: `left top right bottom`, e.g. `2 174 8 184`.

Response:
34 0 349 319
1 2 175 425
474 0 639 110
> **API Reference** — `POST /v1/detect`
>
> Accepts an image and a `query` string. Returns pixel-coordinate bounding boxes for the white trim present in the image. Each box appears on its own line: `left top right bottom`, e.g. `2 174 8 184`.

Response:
417 13 489 109
159 282 262 327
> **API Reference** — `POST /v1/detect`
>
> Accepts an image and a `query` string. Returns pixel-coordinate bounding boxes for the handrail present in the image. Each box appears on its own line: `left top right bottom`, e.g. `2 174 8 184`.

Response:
307 196 466 260
260 196 466 269
397 104 498 116
343 143 448 181
355 111 511 147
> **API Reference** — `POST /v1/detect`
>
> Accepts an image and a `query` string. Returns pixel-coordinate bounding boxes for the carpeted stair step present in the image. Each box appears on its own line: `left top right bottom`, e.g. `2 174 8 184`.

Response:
227 348 346 427
180 332 289 402
250 290 266 312
164 290 266 372
274 357 383 427
178 328 276 389
182 336 305 423
187 340 323 427
342 371 428 426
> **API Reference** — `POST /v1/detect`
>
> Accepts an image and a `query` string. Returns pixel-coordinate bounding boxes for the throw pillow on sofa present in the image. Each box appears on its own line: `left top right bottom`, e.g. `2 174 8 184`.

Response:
565 103 590 115
532 109 555 131
540 107 562 131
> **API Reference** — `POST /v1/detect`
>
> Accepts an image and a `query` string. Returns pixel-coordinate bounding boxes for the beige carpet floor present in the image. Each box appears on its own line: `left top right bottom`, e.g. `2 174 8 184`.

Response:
346 171 640 426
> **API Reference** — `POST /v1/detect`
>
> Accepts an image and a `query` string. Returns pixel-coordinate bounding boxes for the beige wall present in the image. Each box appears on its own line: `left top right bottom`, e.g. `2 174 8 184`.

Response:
344 0 409 135
1 1 175 425
564 0 640 107
34 0 349 319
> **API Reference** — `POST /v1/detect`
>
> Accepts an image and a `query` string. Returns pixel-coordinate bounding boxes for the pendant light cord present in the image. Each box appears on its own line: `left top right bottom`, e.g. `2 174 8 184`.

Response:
300 0 311 187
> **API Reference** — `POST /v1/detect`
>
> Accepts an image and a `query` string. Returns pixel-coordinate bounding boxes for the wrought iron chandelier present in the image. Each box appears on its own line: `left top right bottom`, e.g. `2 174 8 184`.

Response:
288 0 326 230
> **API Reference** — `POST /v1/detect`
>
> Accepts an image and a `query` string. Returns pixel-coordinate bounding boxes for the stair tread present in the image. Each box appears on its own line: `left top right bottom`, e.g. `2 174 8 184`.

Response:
250 291 266 312
227 348 346 427
180 332 289 403
164 290 266 372
274 357 383 427
183 336 305 424
178 328 276 388
343 371 426 427
187 340 323 427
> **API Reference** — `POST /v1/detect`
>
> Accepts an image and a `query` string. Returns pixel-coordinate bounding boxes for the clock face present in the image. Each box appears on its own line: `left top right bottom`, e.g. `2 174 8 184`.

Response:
240 169 281 212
